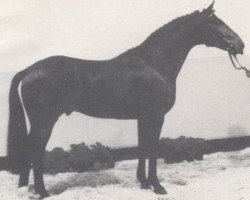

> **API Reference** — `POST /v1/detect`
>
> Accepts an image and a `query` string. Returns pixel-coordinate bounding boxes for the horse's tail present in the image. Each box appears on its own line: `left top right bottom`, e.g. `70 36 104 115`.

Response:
7 70 28 174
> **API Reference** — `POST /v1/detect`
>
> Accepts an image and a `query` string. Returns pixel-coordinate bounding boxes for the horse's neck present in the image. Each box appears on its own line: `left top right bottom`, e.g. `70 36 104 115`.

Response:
137 27 198 80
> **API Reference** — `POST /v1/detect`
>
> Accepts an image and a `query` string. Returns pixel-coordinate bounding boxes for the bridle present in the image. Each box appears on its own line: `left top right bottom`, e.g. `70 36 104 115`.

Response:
202 13 249 78
203 12 249 78
228 53 250 77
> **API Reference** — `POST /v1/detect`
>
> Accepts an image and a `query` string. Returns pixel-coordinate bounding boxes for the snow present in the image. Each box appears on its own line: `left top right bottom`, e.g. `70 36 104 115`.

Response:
1 148 250 200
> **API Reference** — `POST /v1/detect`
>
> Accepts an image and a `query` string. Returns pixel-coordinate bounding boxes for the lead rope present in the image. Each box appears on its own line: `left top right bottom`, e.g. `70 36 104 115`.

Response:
228 52 250 77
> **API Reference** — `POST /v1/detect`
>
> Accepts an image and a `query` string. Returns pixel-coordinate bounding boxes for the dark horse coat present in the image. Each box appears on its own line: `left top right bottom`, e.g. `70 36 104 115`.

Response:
7 2 244 198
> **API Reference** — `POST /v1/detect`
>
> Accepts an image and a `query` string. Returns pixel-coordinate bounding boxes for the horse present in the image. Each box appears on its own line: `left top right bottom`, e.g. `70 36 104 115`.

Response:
7 1 245 198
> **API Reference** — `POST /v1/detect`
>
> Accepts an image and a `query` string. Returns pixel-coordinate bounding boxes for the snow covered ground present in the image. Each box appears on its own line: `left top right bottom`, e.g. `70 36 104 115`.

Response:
1 148 250 200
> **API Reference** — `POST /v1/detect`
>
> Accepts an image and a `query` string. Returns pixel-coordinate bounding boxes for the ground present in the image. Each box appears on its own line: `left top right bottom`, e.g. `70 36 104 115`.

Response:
1 148 250 200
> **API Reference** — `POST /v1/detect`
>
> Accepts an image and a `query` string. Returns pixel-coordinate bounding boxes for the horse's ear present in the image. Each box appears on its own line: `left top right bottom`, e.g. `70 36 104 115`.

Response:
202 1 215 16
207 0 215 12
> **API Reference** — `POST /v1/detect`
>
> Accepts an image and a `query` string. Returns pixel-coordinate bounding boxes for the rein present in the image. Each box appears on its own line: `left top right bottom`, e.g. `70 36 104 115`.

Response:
228 53 250 77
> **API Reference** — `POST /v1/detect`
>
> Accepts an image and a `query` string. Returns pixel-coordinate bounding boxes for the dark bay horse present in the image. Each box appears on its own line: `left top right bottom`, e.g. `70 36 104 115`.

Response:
7 2 245 198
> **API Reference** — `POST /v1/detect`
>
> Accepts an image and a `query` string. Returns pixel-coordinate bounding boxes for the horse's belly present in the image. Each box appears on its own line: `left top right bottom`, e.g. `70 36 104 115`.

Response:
74 92 175 119
74 96 139 119
74 105 138 119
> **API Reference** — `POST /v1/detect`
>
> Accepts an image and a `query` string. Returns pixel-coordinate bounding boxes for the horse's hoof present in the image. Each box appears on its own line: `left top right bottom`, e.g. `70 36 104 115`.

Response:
153 185 167 195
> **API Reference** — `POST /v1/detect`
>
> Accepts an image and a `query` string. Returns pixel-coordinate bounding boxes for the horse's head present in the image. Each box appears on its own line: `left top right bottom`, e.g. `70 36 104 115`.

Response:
199 1 245 56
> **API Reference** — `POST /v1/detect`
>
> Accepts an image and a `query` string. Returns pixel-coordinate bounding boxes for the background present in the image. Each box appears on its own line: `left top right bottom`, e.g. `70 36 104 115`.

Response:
0 0 250 156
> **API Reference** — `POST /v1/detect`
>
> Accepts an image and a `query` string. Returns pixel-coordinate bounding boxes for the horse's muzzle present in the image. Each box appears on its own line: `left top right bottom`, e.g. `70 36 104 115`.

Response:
227 40 245 55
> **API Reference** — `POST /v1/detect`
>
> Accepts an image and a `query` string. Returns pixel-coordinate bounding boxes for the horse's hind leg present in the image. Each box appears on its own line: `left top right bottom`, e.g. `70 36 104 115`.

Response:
137 120 150 189
18 159 31 187
17 134 31 187
29 115 58 198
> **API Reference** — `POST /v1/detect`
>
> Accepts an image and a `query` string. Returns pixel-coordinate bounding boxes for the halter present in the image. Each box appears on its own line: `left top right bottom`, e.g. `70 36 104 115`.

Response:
228 53 250 77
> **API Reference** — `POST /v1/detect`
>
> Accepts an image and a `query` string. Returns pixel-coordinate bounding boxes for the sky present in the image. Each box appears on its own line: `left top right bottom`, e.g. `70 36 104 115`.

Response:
0 0 250 156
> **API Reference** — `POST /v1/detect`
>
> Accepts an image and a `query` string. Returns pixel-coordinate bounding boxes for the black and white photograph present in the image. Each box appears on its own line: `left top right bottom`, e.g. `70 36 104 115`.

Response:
0 0 250 199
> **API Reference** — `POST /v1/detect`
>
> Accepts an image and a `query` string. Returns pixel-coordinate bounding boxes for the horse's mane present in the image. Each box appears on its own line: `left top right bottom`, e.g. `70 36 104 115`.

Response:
119 10 203 57
141 10 202 47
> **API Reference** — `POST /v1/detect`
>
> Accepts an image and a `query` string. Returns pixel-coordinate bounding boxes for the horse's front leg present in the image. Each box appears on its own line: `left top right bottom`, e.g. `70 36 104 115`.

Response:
137 114 166 194
148 116 166 194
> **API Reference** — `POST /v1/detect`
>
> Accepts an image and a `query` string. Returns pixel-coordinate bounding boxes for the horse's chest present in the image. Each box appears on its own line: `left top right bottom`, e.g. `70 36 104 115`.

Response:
154 83 176 113
162 89 176 113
